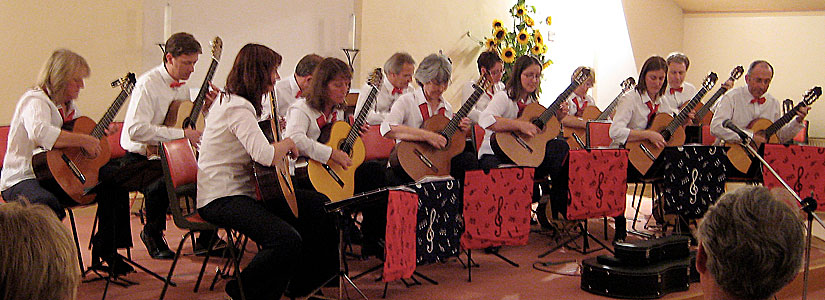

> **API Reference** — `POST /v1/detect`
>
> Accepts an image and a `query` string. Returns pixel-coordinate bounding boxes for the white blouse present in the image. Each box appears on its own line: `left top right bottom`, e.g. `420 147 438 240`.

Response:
461 81 505 123
284 99 346 164
477 90 538 158
380 88 453 141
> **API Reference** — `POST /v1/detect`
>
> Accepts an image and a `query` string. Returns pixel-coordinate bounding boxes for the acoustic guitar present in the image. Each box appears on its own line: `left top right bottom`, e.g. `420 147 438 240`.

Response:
175 36 222 130
33 73 137 204
491 68 589 167
563 77 635 150
253 91 298 217
389 76 491 181
726 86 822 173
626 72 717 175
306 68 383 202
692 66 744 126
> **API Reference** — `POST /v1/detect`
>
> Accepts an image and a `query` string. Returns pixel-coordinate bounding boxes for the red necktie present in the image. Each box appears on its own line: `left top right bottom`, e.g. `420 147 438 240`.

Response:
58 107 74 122
669 87 683 95
392 87 404 95
573 97 587 117
516 99 528 116
418 103 445 122
751 97 766 104
645 101 660 128
295 90 303 98
169 81 185 88
316 111 338 128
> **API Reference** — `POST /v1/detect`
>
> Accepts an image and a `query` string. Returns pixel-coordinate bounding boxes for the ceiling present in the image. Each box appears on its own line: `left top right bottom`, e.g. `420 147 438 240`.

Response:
672 0 825 13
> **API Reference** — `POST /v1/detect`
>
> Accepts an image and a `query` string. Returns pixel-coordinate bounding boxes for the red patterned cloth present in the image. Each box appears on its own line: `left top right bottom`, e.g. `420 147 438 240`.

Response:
461 167 534 249
567 149 628 220
763 144 825 211
383 190 419 282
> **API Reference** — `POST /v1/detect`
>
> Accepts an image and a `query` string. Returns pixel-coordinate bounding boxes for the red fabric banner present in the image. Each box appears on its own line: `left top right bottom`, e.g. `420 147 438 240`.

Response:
567 149 628 220
461 167 534 250
763 144 825 211
383 190 419 282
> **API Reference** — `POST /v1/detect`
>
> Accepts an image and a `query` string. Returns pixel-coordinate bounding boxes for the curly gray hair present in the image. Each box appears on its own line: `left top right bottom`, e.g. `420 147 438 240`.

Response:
697 186 804 300
414 53 451 87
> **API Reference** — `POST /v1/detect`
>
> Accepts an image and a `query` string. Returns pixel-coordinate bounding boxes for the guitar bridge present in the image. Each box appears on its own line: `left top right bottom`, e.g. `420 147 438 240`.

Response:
414 149 438 172
510 132 533 153
638 144 656 161
323 164 345 187
62 154 86 183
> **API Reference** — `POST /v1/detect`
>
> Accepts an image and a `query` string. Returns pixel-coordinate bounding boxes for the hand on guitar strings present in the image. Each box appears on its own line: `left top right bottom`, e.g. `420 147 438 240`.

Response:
556 102 570 121
184 128 202 150
516 120 539 137
752 131 767 144
329 149 353 169
458 117 472 132
201 82 220 116
643 130 666 149
796 105 810 122
720 79 734 90
357 123 370 136
79 134 101 159
425 131 448 149
273 138 299 162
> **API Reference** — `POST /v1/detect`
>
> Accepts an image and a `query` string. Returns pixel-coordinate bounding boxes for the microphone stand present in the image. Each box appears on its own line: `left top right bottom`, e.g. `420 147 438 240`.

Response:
739 139 824 300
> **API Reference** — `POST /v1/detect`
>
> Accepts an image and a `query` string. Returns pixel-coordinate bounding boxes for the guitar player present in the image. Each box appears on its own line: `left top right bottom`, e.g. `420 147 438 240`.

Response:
710 60 808 178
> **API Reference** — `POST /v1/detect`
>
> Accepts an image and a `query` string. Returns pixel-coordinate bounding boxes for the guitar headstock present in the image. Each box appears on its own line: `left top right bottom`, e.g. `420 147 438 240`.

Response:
211 36 223 62
620 77 635 91
111 72 137 90
573 67 591 85
801 86 822 106
701 72 718 90
367 68 383 88
730 66 744 80
475 74 492 92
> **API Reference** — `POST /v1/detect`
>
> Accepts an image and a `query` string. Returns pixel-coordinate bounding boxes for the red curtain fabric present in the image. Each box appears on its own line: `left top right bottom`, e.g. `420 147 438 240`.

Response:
763 144 825 211
461 167 534 250
567 149 628 220
383 190 419 282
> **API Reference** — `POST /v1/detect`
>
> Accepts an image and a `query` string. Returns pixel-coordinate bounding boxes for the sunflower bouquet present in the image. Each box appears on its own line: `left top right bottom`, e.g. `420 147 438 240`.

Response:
481 0 552 83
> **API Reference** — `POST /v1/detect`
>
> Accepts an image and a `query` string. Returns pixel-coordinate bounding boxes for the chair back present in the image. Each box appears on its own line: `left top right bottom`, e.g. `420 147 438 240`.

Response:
160 139 212 230
701 125 715 145
361 125 395 161
0 125 10 166
586 121 613 148
107 122 127 159
794 120 808 144
473 124 485 152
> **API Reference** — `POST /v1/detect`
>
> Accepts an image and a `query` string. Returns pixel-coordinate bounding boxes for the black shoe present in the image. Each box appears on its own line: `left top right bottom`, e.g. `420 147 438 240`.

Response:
225 279 241 299
91 249 135 276
194 237 232 257
140 230 175 259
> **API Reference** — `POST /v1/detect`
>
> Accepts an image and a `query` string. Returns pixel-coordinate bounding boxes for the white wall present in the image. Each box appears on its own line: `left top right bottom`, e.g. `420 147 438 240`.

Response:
684 11 825 137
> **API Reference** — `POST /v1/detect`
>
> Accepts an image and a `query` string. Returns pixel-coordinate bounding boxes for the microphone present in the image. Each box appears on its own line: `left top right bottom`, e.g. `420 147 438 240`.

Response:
722 119 751 142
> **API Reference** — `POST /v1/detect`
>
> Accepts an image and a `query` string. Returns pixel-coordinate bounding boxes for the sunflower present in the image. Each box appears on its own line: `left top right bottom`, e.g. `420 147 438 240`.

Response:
531 45 542 55
543 60 553 70
501 47 516 63
485 38 499 49
533 31 543 45
517 29 530 45
524 16 534 27
515 5 526 17
541 44 548 54
546 16 552 25
493 27 507 41
492 19 503 29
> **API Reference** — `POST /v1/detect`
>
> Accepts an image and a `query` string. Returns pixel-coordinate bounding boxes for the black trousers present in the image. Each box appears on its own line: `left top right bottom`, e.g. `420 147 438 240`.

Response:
199 189 338 299
104 152 167 234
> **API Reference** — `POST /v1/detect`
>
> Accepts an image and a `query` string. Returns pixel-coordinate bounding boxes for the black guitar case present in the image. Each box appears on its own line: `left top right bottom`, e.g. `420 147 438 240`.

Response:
581 256 691 299
613 235 690 266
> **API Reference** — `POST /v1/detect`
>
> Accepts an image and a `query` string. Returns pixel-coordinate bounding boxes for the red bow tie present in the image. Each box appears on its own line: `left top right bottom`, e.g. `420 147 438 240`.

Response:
669 87 683 95
295 90 303 98
751 97 766 104
391 87 404 95
169 81 185 88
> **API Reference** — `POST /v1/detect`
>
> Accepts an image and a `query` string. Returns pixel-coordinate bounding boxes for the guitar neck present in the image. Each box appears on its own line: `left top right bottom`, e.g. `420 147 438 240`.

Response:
440 83 485 138
90 84 134 140
186 58 220 127
596 89 630 120
536 81 580 126
764 102 804 139
694 86 729 122
662 85 712 139
341 85 379 154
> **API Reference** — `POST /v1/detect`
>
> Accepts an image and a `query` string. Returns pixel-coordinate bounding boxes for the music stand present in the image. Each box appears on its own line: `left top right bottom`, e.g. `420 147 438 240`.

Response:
740 140 823 300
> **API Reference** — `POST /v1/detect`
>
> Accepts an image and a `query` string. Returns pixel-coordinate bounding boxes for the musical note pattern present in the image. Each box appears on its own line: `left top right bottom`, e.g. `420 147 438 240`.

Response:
461 167 534 250
763 144 825 211
412 179 463 265
383 190 418 282
662 146 726 218
567 149 628 220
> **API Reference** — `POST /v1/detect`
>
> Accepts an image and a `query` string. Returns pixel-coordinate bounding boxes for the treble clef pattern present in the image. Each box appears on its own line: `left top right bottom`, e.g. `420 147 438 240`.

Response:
689 169 699 205
662 146 726 218
425 208 436 253
566 149 628 220
763 144 825 213
460 167 534 250
412 178 462 265
794 166 804 194
595 172 605 200
494 196 504 237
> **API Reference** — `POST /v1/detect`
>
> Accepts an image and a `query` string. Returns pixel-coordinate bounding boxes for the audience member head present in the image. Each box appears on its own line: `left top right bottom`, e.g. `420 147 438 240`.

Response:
696 186 804 300
306 57 352 112
745 60 774 99
666 52 690 89
294 54 323 91
506 55 542 101
163 32 202 81
413 53 452 101
225 43 282 116
384 52 416 90
36 49 90 105
0 202 80 300
635 55 668 99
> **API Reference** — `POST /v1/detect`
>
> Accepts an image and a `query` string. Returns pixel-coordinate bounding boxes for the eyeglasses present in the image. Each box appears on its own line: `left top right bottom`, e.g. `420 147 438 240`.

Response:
521 73 541 80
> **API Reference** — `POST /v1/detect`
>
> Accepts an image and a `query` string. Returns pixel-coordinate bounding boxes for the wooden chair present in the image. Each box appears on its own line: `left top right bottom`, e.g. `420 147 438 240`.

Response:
361 125 395 161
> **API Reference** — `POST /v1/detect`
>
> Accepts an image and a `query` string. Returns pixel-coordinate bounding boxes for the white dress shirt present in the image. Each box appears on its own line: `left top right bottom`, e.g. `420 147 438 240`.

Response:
354 79 413 125
476 90 537 158
660 82 697 115
609 90 666 147
1 89 80 191
710 85 803 143
284 99 345 164
380 88 453 141
565 93 597 117
120 64 190 156
461 81 505 123
264 75 303 122
196 93 276 208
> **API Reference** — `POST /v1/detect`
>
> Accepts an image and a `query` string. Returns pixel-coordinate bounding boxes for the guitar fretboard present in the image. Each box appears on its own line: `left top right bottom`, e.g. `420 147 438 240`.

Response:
91 77 135 140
